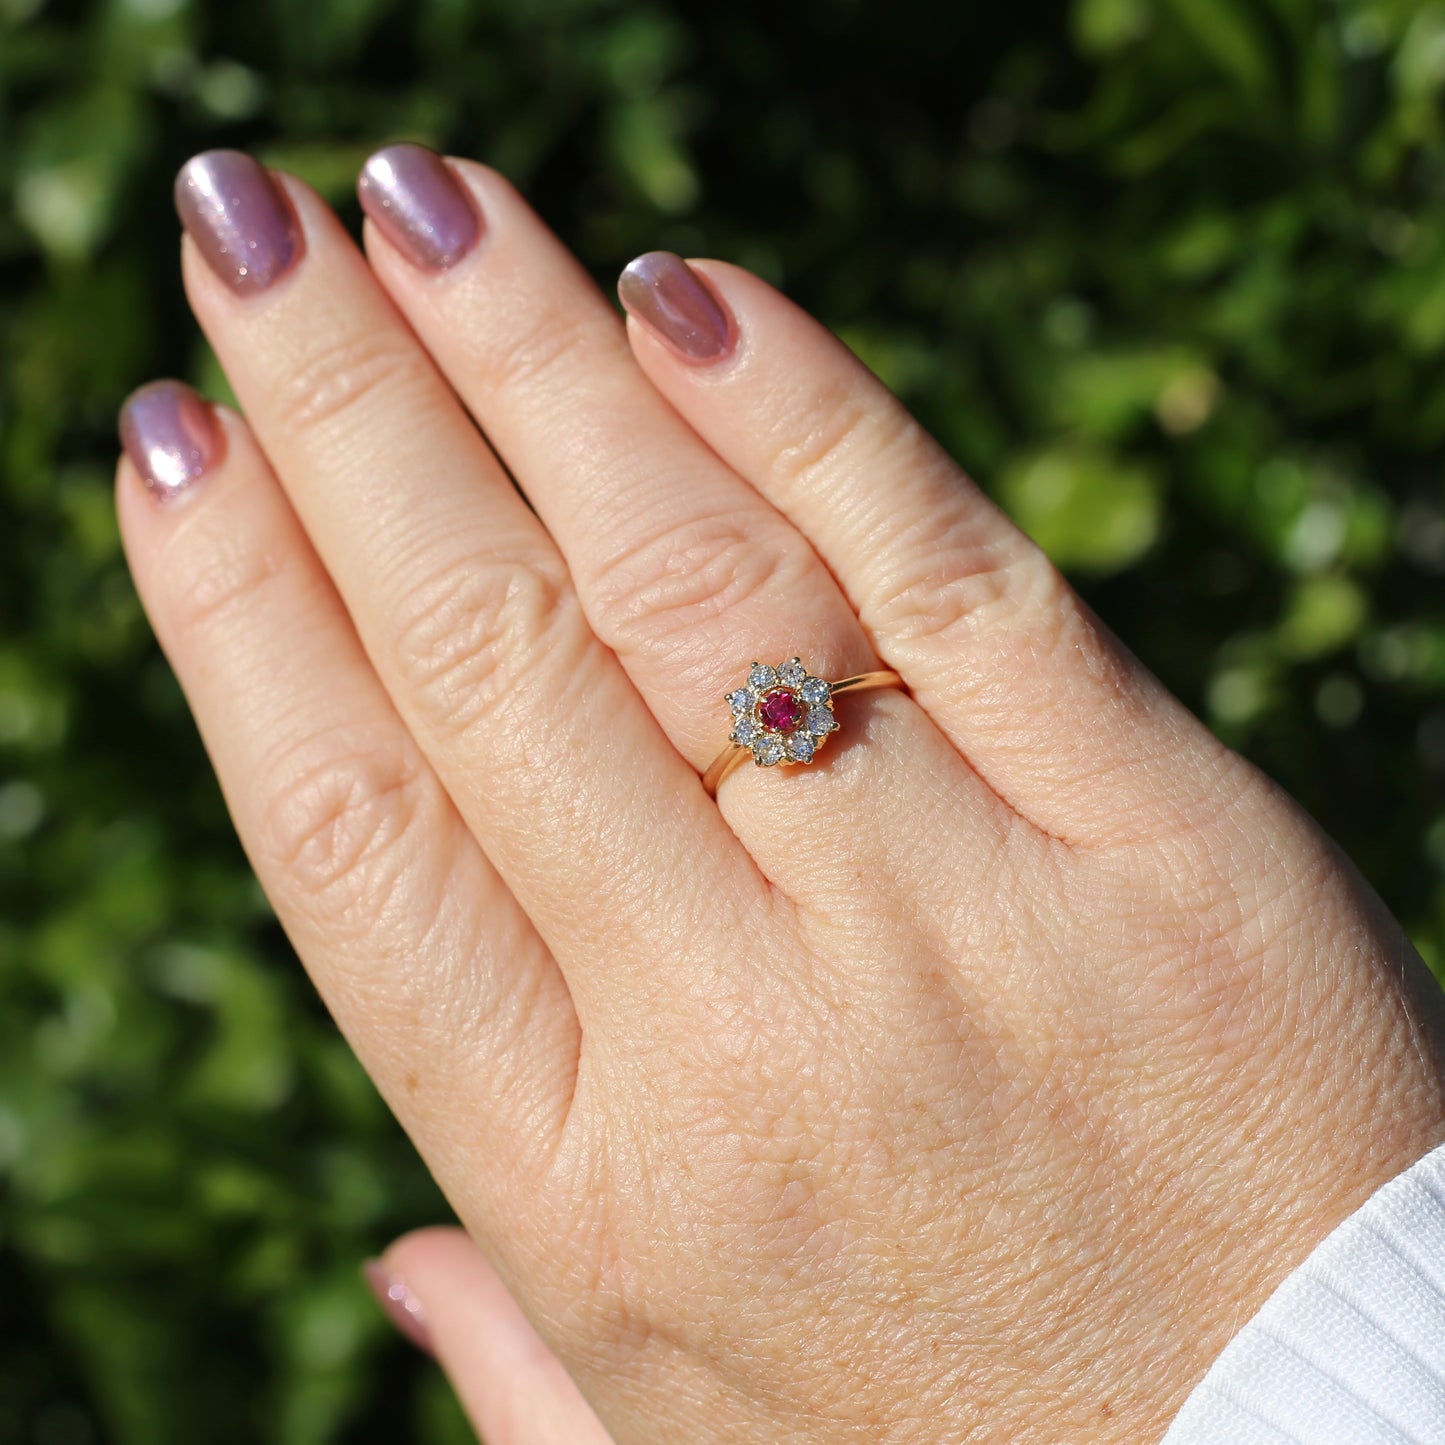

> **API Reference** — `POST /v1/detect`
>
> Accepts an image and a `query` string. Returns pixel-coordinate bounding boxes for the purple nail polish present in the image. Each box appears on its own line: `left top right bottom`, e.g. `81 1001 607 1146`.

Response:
358 144 482 272
174 150 301 295
362 1260 433 1354
618 251 735 364
119 380 223 502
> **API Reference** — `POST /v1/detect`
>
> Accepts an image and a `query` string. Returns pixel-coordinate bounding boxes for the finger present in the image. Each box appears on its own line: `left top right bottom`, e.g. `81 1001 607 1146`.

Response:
355 148 870 768
354 147 1012 887
171 151 761 1028
116 381 578 1220
368 1228 613 1445
619 256 1249 847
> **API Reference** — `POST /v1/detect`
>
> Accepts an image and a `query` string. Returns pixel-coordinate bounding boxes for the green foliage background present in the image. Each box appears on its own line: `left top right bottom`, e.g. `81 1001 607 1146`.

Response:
6 0 1445 1439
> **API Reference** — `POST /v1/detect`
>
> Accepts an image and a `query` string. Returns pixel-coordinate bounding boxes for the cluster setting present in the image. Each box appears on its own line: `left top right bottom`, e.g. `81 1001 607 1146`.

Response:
725 658 838 767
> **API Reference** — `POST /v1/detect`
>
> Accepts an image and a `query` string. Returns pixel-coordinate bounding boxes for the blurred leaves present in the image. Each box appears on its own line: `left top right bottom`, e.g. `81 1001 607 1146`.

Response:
998 446 1161 573
8 0 1445 1440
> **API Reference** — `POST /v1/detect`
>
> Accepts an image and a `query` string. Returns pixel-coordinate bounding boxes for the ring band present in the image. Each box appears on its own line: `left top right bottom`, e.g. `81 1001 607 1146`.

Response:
703 659 904 797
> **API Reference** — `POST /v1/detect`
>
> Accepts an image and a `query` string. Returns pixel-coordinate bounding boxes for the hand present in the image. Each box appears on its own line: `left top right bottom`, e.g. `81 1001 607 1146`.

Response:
118 145 1445 1442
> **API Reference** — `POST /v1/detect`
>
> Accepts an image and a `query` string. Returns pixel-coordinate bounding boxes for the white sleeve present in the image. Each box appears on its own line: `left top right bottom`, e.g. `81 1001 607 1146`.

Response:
1162 1142 1445 1445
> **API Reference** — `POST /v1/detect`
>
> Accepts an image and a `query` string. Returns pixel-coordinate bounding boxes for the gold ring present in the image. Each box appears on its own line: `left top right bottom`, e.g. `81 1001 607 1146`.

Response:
702 658 905 797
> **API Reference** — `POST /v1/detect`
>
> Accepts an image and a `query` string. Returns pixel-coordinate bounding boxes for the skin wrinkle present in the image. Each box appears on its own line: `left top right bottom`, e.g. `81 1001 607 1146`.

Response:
260 738 430 921
868 519 1043 657
271 745 462 1017
273 322 438 444
156 502 289 644
390 552 581 739
360 497 544 610
591 506 824 648
448 270 610 404
764 373 896 498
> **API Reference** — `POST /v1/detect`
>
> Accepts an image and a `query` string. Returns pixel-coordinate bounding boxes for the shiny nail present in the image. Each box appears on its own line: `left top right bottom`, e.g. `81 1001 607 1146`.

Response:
119 380 223 502
358 144 482 272
174 150 301 295
618 251 735 364
362 1260 433 1354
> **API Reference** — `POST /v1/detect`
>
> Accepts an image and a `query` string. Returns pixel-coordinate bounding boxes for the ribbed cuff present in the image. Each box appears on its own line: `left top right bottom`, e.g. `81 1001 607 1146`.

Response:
1163 1142 1445 1444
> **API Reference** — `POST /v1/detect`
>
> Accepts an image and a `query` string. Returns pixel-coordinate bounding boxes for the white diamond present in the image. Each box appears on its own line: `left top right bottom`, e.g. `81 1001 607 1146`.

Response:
786 731 815 762
800 676 830 705
807 705 837 736
754 735 785 766
727 689 751 715
732 718 758 746
778 658 806 687
748 663 776 690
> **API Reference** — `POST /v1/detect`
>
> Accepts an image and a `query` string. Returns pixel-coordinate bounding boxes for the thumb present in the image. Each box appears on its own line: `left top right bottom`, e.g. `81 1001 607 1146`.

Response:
364 1226 613 1445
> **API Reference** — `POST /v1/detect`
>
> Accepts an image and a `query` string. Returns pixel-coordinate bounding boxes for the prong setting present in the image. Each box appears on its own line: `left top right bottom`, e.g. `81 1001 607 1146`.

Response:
725 657 835 767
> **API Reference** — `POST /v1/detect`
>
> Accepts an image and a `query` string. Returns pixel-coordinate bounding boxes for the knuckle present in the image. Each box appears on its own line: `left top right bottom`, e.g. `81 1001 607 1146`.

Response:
392 553 579 736
771 380 919 494
160 509 289 642
259 736 440 930
589 508 813 650
872 517 1068 656
272 326 431 441
467 298 601 400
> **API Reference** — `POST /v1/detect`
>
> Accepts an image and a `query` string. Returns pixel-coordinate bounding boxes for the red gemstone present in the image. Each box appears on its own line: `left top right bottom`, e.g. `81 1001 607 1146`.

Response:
757 687 805 733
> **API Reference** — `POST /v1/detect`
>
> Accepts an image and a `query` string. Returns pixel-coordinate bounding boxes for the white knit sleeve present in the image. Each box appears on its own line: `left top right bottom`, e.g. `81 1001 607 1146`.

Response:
1162 1142 1445 1445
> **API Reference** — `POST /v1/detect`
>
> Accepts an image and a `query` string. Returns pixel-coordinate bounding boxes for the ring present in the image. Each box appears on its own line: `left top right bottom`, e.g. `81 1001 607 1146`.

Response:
702 658 905 796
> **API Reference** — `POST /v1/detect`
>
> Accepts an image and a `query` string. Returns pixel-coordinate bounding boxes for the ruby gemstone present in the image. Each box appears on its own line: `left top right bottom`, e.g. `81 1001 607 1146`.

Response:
757 687 805 733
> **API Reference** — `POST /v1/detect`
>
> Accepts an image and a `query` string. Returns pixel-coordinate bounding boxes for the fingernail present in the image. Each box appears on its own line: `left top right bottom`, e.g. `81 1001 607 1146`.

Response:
119 380 223 502
362 1260 433 1354
618 251 735 364
358 144 482 272
174 150 302 295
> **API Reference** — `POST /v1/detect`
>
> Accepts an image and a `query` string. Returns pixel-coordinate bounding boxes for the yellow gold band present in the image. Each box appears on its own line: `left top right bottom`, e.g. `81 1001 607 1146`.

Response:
703 669 904 797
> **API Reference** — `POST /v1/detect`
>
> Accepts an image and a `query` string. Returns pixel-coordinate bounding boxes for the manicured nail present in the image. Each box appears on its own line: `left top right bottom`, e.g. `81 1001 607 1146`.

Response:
174 150 301 295
358 144 482 272
362 1260 432 1354
618 251 735 364
119 380 223 502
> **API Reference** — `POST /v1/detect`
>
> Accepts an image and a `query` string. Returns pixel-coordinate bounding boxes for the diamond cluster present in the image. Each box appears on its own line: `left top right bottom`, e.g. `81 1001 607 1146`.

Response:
726 657 837 768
